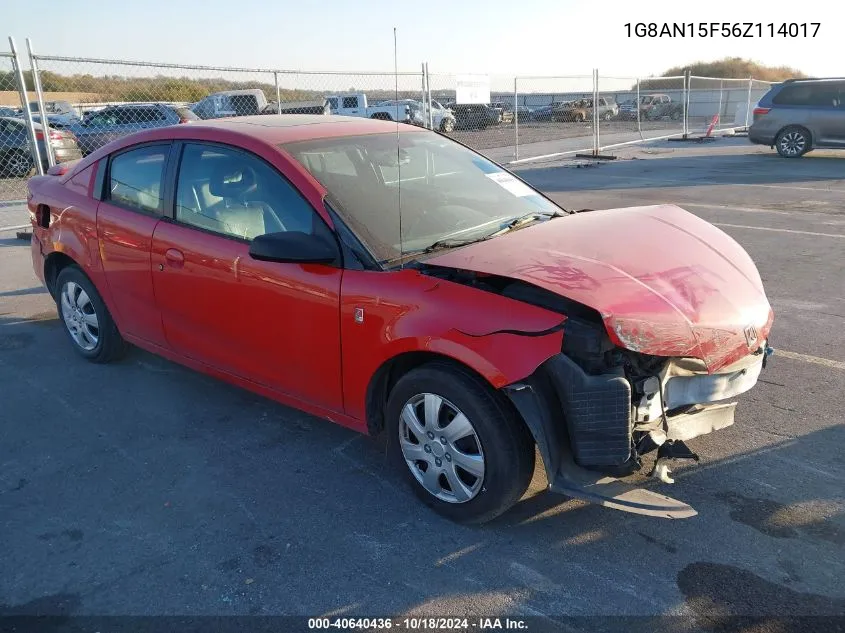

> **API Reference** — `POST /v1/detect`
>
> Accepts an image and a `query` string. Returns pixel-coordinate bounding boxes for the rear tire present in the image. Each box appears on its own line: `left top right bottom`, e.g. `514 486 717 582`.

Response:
386 362 535 524
440 117 455 133
776 126 811 158
56 266 127 363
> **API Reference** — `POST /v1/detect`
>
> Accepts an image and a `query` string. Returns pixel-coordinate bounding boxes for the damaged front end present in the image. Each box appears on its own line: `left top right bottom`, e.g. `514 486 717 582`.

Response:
420 264 774 519
504 312 773 518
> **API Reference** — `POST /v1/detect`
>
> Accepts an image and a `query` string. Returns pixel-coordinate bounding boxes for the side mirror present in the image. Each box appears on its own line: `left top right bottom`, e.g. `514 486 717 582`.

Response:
248 231 338 265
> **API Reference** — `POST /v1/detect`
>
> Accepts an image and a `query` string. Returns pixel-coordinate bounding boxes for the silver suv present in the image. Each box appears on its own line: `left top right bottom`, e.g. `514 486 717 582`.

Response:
749 78 845 157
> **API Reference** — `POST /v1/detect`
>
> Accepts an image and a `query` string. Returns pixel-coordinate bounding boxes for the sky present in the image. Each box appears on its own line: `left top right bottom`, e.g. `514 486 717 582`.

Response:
3 0 838 80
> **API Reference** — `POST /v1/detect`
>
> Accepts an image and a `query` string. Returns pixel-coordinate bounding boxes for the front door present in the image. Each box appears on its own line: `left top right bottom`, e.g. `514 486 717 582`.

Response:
150 142 344 412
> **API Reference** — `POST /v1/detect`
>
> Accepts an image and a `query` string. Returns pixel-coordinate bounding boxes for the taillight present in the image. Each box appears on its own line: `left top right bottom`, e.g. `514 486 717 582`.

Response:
753 107 771 117
34 130 64 141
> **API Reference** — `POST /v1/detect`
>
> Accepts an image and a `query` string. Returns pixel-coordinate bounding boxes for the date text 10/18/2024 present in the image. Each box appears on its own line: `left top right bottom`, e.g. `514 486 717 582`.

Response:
308 617 528 630
624 22 820 38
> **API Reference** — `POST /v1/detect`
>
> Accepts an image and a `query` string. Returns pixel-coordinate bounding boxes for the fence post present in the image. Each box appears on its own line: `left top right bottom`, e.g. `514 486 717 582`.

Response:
745 76 753 128
9 36 43 176
27 38 54 168
717 79 724 129
274 72 281 114
425 62 433 130
636 76 641 136
513 76 519 161
420 63 427 128
593 68 600 154
682 70 689 138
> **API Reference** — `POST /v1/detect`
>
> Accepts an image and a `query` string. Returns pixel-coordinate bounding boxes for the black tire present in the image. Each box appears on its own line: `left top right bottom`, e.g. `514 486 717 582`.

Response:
55 266 127 363
440 117 455 133
1 149 34 178
775 126 811 158
385 362 535 524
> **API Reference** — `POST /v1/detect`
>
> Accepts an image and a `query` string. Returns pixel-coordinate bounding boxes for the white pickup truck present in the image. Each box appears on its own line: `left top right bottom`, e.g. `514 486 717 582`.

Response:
325 93 423 125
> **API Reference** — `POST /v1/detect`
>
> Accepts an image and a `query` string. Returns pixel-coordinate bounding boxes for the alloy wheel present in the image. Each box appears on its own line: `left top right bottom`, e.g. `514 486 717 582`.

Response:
779 131 806 156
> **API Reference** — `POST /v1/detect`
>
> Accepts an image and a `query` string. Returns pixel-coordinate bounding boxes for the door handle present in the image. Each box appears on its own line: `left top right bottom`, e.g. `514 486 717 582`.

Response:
164 248 185 268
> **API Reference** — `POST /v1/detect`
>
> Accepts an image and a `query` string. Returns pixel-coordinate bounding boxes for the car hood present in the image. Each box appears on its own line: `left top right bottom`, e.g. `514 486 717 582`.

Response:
425 204 773 372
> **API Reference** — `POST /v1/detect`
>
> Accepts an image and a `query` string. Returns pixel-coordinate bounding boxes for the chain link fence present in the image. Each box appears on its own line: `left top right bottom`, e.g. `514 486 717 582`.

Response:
1 37 776 204
688 76 772 133
1 50 32 205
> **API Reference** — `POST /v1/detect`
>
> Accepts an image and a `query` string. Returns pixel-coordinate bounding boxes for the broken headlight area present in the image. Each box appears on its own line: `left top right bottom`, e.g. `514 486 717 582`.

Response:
541 314 771 480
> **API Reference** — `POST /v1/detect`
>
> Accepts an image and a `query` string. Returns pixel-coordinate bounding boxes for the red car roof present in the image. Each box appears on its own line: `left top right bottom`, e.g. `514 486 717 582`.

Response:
70 114 424 179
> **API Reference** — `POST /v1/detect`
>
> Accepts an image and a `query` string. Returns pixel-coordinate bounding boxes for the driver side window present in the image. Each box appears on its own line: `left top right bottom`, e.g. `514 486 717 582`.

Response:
175 143 316 241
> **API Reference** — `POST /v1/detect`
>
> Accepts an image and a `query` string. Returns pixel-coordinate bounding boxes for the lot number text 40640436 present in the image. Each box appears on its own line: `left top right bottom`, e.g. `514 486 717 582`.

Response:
624 23 820 38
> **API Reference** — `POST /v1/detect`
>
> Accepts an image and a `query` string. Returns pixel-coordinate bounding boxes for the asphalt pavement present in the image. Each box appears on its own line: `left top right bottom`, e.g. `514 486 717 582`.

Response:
1 137 843 632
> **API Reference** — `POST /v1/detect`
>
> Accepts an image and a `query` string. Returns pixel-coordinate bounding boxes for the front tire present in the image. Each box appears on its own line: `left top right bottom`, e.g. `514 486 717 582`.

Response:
386 362 535 524
56 266 127 363
776 126 811 158
440 117 455 133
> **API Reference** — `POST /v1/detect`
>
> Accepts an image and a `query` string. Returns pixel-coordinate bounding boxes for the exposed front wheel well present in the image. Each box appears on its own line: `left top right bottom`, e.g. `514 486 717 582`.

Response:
365 352 505 438
44 252 80 299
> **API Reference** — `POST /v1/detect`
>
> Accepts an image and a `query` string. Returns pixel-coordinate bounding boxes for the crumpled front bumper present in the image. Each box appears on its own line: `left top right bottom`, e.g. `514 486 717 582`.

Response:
541 341 771 469
503 342 772 518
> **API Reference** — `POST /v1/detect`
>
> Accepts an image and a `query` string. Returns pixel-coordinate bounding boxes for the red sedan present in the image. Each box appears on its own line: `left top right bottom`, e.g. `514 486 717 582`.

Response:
27 115 774 523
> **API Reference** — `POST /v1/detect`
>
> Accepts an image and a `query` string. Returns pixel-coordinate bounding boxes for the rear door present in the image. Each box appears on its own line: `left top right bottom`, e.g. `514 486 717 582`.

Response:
96 142 173 346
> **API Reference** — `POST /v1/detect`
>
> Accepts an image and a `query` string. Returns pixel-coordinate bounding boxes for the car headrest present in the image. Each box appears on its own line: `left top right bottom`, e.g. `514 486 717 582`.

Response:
209 161 258 198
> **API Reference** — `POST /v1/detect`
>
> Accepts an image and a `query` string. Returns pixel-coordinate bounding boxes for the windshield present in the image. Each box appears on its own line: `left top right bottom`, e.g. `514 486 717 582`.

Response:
283 131 562 264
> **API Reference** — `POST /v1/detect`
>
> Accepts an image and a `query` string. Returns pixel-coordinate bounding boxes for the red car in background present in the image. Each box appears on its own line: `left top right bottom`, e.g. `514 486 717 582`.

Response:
27 115 773 523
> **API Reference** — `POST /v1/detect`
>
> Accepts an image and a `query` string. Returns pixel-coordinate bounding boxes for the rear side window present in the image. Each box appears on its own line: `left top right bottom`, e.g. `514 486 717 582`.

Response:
342 96 359 109
773 83 844 107
108 145 169 214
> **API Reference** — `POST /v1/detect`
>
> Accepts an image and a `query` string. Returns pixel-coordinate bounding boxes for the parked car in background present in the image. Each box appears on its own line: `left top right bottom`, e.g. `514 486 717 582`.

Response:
192 89 268 120
531 101 569 121
643 94 683 121
447 103 501 129
749 78 845 158
489 102 512 124
378 99 456 132
326 93 421 124
429 99 456 132
617 99 639 120
69 103 197 156
554 97 618 122
1 106 20 118
0 117 81 177
507 105 533 122
27 115 774 524
19 100 81 129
